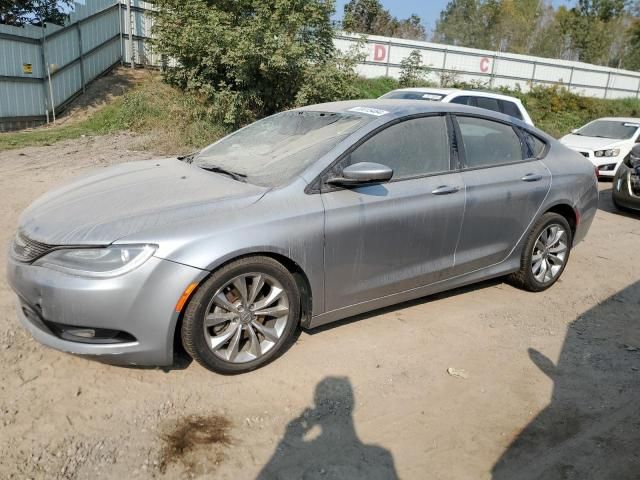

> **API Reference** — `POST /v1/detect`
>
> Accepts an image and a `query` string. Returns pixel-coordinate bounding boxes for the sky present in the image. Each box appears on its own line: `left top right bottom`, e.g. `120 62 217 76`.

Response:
333 0 576 31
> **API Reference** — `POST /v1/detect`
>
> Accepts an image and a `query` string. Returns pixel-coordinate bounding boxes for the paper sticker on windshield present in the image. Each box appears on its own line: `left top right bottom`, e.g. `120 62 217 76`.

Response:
422 93 444 100
348 107 389 117
624 123 640 128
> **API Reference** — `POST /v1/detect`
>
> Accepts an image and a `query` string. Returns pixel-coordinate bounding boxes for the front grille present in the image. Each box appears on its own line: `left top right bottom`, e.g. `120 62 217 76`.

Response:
11 231 57 263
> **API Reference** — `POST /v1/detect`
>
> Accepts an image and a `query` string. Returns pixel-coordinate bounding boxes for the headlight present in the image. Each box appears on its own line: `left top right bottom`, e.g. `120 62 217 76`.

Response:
594 149 620 157
34 245 156 278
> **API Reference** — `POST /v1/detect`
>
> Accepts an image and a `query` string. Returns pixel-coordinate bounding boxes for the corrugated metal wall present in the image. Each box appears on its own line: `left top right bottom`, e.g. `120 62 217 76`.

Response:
334 34 640 99
2 1 640 131
0 0 123 130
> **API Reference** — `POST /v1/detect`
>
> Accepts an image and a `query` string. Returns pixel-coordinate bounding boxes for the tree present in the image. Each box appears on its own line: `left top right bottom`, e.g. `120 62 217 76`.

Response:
343 0 384 33
152 0 359 127
0 0 72 26
398 50 431 88
342 0 426 40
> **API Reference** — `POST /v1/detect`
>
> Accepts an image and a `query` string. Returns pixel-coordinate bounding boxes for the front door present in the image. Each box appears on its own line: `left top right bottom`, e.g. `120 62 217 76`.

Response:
321 115 466 312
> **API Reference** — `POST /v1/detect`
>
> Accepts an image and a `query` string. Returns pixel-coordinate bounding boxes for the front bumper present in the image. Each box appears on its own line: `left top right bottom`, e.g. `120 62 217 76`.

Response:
612 164 640 211
569 148 621 178
7 254 205 366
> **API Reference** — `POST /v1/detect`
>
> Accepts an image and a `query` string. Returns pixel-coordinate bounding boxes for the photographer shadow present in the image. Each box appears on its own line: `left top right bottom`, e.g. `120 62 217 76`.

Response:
257 376 398 480
492 280 640 479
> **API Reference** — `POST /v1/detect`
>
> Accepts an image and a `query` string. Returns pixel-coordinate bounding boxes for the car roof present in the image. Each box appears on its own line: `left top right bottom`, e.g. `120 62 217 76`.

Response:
383 87 523 103
295 99 532 129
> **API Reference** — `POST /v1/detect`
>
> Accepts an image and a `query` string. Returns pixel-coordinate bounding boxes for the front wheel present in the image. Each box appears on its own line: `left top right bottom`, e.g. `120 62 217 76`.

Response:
181 256 301 374
509 213 572 292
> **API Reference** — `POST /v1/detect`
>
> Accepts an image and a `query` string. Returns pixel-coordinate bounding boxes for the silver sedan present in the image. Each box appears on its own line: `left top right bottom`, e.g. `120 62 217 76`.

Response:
7 100 598 374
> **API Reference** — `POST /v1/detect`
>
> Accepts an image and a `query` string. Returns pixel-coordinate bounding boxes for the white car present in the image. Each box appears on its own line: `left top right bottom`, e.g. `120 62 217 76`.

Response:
560 117 640 178
379 88 534 126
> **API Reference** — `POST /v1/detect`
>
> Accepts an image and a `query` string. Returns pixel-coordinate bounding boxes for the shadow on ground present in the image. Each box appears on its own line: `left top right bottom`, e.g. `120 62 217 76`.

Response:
492 280 640 479
257 376 398 480
597 182 640 218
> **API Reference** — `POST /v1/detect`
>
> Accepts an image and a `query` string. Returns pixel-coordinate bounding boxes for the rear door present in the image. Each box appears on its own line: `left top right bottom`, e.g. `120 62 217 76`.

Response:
451 115 551 274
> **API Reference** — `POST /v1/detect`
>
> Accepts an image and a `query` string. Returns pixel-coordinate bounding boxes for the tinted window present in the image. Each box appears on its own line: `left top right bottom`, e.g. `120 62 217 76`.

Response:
348 116 450 179
457 116 524 168
521 130 546 158
450 96 474 106
475 96 501 113
499 100 523 120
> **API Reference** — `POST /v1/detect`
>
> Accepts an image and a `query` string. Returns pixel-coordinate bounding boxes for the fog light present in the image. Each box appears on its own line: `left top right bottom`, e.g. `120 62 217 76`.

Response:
67 328 96 338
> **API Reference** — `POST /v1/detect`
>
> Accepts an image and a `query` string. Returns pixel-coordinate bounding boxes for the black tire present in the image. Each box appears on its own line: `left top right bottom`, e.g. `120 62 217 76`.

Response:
509 212 573 292
181 256 301 374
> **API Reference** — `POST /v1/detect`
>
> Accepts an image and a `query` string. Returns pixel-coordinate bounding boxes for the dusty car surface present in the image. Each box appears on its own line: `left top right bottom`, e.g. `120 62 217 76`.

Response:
7 100 598 374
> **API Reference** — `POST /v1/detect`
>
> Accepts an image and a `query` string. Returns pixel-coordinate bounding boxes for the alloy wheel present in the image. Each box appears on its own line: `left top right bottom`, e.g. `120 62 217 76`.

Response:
531 224 568 284
202 273 290 363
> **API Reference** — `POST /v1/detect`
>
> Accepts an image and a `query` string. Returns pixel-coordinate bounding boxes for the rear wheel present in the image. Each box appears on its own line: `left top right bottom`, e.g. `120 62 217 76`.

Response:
509 213 572 292
181 256 300 374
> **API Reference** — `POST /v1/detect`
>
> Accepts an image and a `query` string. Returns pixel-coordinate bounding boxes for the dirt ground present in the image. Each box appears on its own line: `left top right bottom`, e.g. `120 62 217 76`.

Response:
0 135 638 480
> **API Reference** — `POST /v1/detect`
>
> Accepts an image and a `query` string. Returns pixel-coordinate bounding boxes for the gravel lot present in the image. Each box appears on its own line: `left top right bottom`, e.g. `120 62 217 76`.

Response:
1 135 638 479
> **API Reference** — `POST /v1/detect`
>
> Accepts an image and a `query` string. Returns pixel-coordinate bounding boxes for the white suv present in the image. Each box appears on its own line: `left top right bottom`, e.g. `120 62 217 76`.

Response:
380 88 534 126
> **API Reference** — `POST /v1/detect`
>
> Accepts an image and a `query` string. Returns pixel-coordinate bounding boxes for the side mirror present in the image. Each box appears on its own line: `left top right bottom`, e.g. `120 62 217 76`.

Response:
327 162 393 186
630 144 640 169
571 128 579 134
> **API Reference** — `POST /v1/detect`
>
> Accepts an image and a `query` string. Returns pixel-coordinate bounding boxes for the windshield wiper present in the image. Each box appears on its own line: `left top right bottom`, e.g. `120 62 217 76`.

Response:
178 152 199 164
198 165 248 182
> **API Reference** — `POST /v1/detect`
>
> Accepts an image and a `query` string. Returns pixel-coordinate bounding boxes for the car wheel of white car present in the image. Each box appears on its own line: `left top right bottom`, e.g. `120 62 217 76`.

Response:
181 256 300 374
509 212 573 292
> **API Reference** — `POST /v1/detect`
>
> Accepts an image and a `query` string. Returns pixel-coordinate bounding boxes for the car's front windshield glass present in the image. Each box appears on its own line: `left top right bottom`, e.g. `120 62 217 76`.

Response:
381 91 445 101
194 111 371 187
576 120 640 140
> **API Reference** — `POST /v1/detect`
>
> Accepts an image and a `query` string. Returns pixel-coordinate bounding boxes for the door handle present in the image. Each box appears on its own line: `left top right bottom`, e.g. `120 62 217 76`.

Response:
431 185 460 195
521 173 543 182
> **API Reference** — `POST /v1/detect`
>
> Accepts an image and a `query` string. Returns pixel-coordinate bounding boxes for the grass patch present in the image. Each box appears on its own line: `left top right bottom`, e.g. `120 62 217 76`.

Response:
0 73 227 153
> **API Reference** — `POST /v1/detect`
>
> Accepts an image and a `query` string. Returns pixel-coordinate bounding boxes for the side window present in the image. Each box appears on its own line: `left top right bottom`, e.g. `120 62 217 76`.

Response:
475 96 501 114
456 116 524 168
347 116 450 179
499 100 524 120
450 96 473 106
520 130 546 158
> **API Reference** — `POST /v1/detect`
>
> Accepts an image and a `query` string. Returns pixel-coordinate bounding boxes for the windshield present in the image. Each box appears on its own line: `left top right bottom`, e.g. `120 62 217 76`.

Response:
194 111 371 187
381 91 445 101
575 120 640 140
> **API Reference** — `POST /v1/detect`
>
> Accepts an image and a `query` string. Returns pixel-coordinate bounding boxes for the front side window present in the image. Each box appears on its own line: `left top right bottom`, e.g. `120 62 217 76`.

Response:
345 116 451 179
194 111 372 187
457 116 524 168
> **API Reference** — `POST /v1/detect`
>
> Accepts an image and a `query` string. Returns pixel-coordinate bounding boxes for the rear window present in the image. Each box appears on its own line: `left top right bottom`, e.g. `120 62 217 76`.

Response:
381 91 445 101
499 100 523 120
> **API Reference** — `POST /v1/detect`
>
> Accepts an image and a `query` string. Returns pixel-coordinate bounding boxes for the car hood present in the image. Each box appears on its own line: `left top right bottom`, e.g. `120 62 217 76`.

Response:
560 134 629 151
18 158 267 245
